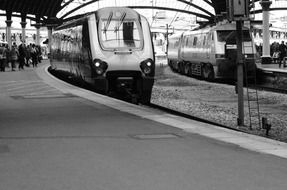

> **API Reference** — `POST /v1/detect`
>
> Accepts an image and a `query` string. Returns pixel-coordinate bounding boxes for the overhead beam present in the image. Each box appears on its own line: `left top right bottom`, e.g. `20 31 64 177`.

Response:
60 0 99 19
177 0 214 17
0 13 41 22
60 0 75 10
59 0 213 21
128 6 213 21
202 0 213 7
62 5 213 23
251 7 287 15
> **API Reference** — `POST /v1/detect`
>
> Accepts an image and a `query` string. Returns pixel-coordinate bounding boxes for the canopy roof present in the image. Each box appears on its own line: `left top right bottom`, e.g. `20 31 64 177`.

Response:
0 0 286 29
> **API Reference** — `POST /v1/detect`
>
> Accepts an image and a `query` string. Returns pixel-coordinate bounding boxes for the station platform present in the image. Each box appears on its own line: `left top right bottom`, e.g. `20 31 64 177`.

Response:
259 63 287 73
1 61 287 189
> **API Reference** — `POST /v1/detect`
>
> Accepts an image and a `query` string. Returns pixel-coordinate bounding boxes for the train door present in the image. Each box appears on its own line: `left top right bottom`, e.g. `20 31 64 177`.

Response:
81 21 93 82
209 32 215 61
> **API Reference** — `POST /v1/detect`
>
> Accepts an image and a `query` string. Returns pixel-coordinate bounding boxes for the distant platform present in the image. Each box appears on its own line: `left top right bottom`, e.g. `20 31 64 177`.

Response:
258 63 287 73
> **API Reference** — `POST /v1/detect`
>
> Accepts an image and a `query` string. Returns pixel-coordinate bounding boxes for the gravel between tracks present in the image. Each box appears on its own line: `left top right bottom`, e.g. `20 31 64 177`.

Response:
151 66 287 142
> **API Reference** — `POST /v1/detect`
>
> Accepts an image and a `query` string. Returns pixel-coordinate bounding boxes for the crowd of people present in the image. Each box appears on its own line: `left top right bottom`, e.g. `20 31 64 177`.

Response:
270 41 287 67
0 42 42 72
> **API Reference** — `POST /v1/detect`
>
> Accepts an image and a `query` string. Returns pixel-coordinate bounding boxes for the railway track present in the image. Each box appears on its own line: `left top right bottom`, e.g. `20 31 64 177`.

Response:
146 103 244 132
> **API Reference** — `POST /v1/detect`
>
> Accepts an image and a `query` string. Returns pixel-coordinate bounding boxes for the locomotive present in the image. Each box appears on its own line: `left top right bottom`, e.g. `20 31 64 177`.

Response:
50 7 155 104
167 22 257 80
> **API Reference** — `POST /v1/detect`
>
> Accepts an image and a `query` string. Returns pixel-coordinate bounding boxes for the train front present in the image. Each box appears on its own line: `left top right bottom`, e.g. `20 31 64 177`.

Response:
215 26 257 79
90 7 155 104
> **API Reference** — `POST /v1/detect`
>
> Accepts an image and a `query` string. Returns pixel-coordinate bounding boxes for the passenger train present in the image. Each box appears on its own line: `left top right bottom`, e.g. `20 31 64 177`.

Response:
50 7 155 104
167 22 257 80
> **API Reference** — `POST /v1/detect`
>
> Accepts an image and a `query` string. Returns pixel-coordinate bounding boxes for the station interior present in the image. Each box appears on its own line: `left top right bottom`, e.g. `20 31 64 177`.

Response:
1 1 287 190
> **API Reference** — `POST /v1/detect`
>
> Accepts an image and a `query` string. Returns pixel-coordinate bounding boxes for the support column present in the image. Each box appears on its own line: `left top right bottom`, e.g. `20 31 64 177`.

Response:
35 24 41 46
34 16 41 46
260 0 272 64
6 12 12 48
47 26 53 55
20 14 27 43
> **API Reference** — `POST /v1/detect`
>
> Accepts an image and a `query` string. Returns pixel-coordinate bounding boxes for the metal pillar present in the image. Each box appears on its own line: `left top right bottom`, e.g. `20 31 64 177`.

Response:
166 24 169 55
5 12 12 48
47 26 53 55
260 0 272 64
20 14 27 43
34 16 41 46
35 24 41 46
236 20 244 127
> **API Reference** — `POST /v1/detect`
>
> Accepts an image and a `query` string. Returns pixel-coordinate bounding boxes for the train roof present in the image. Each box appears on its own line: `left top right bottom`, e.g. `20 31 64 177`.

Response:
169 32 183 39
96 7 140 19
55 7 142 31
181 22 250 36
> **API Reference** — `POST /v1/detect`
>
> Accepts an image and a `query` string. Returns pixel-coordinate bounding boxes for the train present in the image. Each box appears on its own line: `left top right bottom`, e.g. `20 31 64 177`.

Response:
50 7 155 104
167 22 258 80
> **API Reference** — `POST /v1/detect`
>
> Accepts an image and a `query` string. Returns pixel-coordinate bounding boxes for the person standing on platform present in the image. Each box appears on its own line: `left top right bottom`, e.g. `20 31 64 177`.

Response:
0 43 6 71
18 43 26 70
4 45 10 69
10 43 19 71
31 44 38 67
279 41 286 68
26 44 32 66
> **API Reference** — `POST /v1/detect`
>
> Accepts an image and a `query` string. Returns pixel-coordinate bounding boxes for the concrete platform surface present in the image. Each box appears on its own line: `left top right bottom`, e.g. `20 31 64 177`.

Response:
0 61 287 190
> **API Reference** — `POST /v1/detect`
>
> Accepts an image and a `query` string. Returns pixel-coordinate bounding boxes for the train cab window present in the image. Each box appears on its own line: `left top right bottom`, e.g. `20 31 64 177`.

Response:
99 13 143 50
217 30 252 43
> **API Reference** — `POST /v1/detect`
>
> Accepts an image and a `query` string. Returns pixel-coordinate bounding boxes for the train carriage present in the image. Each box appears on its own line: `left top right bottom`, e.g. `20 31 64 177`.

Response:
50 7 155 104
167 22 257 80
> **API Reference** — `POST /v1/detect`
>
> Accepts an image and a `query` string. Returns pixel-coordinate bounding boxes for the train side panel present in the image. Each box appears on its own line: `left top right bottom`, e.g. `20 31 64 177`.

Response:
167 33 182 71
168 22 257 80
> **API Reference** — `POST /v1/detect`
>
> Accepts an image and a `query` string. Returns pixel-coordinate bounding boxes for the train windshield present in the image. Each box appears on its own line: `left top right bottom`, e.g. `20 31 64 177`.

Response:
99 13 143 50
217 30 252 43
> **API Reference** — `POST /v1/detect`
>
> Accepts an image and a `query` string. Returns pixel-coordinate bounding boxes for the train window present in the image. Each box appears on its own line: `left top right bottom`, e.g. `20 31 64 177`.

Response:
82 22 90 49
193 36 197 46
203 35 206 46
175 41 179 48
181 36 186 47
99 15 143 50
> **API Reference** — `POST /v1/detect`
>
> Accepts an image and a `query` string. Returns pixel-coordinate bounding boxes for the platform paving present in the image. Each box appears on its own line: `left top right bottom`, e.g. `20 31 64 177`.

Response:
0 61 287 190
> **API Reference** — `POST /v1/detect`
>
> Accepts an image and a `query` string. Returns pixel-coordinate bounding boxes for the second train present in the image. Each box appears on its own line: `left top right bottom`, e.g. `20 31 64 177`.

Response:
167 21 258 80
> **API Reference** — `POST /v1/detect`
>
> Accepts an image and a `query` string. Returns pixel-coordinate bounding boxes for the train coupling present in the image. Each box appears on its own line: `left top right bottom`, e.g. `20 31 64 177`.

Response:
116 78 139 104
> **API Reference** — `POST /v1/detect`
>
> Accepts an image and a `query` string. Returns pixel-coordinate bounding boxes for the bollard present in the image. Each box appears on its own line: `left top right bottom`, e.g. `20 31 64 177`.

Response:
262 117 271 136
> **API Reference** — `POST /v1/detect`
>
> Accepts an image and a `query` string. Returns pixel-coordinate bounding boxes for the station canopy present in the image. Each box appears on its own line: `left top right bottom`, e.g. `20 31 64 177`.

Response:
0 0 287 30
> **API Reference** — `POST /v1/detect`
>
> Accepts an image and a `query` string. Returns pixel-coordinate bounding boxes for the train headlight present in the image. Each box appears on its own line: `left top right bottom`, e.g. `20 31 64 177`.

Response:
146 62 152 67
140 59 155 76
94 62 101 67
92 59 108 76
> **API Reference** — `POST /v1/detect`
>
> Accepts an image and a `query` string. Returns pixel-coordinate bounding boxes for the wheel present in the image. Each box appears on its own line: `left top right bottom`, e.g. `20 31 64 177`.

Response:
202 64 215 80
178 62 184 74
184 63 190 75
